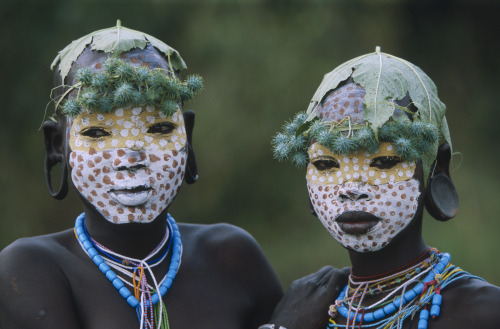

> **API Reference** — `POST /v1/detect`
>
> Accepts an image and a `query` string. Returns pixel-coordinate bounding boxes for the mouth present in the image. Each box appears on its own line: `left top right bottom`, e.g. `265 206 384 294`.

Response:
109 186 152 206
336 211 380 235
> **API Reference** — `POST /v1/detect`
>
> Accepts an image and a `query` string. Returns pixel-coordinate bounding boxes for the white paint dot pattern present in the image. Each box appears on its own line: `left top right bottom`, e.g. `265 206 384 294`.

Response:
68 106 187 224
305 142 420 252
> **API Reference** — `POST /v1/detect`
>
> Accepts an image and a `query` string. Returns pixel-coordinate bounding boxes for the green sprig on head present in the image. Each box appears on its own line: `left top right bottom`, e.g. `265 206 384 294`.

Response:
57 57 204 117
272 113 439 166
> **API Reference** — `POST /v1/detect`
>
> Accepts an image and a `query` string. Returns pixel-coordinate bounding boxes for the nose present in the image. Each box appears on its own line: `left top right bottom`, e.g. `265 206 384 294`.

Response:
338 184 372 202
112 149 150 171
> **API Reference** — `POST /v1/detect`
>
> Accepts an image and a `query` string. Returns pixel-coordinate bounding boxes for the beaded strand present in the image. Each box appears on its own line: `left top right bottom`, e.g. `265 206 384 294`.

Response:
74 212 182 329
327 251 483 329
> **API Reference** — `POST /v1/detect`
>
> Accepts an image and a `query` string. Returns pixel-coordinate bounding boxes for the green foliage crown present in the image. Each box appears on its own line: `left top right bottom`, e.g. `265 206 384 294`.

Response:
57 58 203 117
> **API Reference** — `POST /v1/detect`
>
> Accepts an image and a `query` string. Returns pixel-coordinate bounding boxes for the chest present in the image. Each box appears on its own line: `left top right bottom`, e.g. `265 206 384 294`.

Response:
64 255 254 329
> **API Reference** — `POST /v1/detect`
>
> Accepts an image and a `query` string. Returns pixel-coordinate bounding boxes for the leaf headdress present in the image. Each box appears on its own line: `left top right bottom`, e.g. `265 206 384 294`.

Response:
50 20 203 117
272 47 451 181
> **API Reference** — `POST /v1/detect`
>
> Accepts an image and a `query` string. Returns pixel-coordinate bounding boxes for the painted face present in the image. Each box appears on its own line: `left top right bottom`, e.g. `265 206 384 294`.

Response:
68 105 187 224
306 142 420 252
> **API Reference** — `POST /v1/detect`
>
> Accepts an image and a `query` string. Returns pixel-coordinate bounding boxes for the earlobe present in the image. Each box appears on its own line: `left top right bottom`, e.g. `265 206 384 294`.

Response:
182 111 198 184
424 143 459 221
42 120 68 200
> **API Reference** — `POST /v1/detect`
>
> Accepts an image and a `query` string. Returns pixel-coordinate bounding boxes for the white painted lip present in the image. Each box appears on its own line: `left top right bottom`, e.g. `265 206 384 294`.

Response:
109 188 152 206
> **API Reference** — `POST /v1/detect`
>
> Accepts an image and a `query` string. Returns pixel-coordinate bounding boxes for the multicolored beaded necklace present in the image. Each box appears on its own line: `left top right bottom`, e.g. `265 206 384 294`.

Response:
74 212 182 329
327 249 482 329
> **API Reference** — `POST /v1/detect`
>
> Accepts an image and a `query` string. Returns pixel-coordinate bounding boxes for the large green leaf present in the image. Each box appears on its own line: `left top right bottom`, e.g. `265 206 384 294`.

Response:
51 20 187 83
305 49 446 134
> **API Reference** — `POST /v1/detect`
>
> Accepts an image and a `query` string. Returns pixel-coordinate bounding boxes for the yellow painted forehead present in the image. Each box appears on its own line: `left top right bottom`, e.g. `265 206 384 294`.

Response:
69 105 187 152
307 142 416 185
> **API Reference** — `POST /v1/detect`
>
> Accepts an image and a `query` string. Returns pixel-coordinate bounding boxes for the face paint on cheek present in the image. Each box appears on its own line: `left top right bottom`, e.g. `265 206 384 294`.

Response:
68 106 187 224
306 143 421 252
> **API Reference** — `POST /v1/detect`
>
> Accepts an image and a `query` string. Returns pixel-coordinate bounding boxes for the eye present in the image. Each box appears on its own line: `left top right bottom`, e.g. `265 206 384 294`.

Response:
370 156 403 170
81 127 110 138
312 158 340 171
147 122 176 135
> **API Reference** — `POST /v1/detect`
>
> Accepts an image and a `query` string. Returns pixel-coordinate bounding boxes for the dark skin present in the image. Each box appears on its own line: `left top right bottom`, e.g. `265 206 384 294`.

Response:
268 134 500 326
0 46 283 329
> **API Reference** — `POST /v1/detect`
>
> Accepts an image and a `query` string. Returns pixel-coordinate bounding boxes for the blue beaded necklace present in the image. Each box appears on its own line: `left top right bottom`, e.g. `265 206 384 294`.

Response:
74 212 182 328
327 251 483 329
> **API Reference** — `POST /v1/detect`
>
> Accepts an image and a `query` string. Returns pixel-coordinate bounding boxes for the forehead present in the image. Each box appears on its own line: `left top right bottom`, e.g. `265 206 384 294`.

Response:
309 141 397 159
317 82 366 124
70 105 184 126
68 46 170 83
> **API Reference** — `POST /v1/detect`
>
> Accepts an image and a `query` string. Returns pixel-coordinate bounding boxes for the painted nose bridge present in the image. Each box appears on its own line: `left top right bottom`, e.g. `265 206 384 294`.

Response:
112 149 150 170
338 183 373 202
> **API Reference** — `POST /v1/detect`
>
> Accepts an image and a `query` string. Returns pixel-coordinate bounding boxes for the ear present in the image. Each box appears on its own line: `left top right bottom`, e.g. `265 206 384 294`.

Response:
424 143 459 221
183 110 198 184
42 120 68 200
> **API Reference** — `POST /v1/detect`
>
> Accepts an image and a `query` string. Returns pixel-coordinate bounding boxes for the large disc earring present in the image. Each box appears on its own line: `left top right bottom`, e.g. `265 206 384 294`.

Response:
44 154 69 200
425 172 458 221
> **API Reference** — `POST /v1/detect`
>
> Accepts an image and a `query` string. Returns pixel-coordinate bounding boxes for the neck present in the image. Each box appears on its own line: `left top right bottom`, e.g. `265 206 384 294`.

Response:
82 204 169 259
347 214 428 279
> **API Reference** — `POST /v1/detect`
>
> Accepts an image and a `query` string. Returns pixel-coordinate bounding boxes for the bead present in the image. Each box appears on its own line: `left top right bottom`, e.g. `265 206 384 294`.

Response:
98 262 110 273
88 248 98 258
159 286 167 296
393 297 404 307
419 309 429 320
418 319 428 329
363 312 374 322
338 306 349 318
383 303 397 315
374 309 385 320
435 263 444 272
151 294 159 305
119 286 131 298
92 255 103 266
404 290 417 301
163 278 173 288
430 305 441 318
414 283 424 294
105 270 117 281
127 295 139 308
83 240 92 250
432 294 442 306
170 261 179 271
112 278 124 290
171 254 180 263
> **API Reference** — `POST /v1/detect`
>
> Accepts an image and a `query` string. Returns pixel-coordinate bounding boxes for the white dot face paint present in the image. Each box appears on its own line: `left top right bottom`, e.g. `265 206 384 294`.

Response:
306 142 420 252
68 105 187 224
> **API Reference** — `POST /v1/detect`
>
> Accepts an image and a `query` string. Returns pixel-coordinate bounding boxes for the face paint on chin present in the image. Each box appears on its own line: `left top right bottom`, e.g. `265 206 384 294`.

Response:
306 142 421 252
68 105 187 224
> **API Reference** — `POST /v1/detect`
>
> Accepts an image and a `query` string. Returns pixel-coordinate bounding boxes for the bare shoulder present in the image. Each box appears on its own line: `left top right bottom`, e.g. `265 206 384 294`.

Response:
179 222 264 259
440 275 500 327
0 230 73 273
0 229 75 296
0 230 80 328
177 222 283 327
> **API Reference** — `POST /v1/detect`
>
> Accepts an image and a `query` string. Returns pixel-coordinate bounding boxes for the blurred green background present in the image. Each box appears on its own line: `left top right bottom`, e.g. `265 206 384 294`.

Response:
1 0 499 289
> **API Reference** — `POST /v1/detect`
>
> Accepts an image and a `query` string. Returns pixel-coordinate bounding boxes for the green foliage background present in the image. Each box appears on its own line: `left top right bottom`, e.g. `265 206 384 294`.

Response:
1 0 499 288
